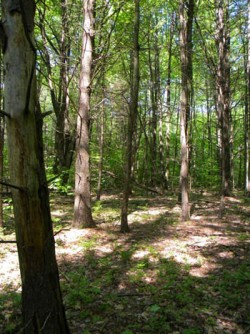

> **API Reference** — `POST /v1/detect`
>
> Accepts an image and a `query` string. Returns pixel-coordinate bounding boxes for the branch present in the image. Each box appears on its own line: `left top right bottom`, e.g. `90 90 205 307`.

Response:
0 110 11 118
0 239 17 243
42 110 53 118
133 180 163 195
0 180 24 191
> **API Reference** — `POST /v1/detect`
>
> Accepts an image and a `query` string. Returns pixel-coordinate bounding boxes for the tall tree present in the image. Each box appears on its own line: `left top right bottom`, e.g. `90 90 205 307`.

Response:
215 0 231 196
179 0 194 221
37 1 75 184
73 0 96 228
120 0 140 233
2 0 69 332
164 12 175 189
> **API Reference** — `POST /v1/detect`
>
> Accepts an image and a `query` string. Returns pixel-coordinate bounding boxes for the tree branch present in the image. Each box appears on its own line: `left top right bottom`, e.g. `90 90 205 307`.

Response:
0 180 24 191
0 110 11 118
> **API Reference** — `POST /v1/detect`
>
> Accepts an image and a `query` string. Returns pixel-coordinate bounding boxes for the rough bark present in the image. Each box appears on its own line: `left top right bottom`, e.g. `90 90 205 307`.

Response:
120 0 140 233
2 1 69 332
179 0 194 221
73 0 95 228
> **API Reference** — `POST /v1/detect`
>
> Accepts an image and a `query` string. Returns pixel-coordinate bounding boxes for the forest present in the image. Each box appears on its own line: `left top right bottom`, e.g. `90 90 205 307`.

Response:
0 0 250 333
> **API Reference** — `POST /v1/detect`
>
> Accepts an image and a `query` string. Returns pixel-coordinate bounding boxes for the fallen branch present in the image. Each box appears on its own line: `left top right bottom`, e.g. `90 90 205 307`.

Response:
133 180 163 195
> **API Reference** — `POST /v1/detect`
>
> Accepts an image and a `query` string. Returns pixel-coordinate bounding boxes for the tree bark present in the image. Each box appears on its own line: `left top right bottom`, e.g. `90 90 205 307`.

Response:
120 0 140 233
2 1 69 332
73 0 95 228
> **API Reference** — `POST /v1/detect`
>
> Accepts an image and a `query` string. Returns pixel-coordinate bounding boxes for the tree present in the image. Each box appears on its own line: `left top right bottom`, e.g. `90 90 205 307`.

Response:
179 0 194 221
37 1 76 184
120 0 140 233
2 1 69 332
73 0 96 228
215 0 232 196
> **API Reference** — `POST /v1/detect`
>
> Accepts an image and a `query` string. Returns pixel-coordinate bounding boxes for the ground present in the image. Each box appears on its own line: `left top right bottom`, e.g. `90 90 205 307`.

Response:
0 191 250 333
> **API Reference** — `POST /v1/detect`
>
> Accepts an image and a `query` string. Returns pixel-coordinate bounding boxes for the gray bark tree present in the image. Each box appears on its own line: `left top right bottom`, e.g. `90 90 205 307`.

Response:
2 0 69 332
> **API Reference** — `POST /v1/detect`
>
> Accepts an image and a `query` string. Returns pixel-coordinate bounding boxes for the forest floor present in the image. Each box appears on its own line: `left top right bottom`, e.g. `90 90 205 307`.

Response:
0 191 250 334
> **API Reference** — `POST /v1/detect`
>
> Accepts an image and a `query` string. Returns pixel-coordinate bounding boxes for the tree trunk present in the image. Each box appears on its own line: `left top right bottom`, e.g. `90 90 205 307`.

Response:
215 0 231 196
179 0 194 221
120 0 140 233
2 1 69 332
73 0 95 228
164 12 175 189
96 85 105 200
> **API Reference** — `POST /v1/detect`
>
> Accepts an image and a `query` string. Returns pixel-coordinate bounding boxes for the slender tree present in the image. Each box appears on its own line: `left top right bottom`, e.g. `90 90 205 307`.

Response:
37 1 75 184
215 0 231 196
179 0 194 221
164 12 175 189
73 0 96 228
120 0 140 233
2 1 69 332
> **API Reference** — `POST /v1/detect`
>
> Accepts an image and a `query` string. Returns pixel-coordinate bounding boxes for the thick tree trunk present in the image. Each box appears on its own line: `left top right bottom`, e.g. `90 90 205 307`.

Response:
179 0 194 221
73 0 95 228
215 0 231 196
2 1 69 333
120 0 140 233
